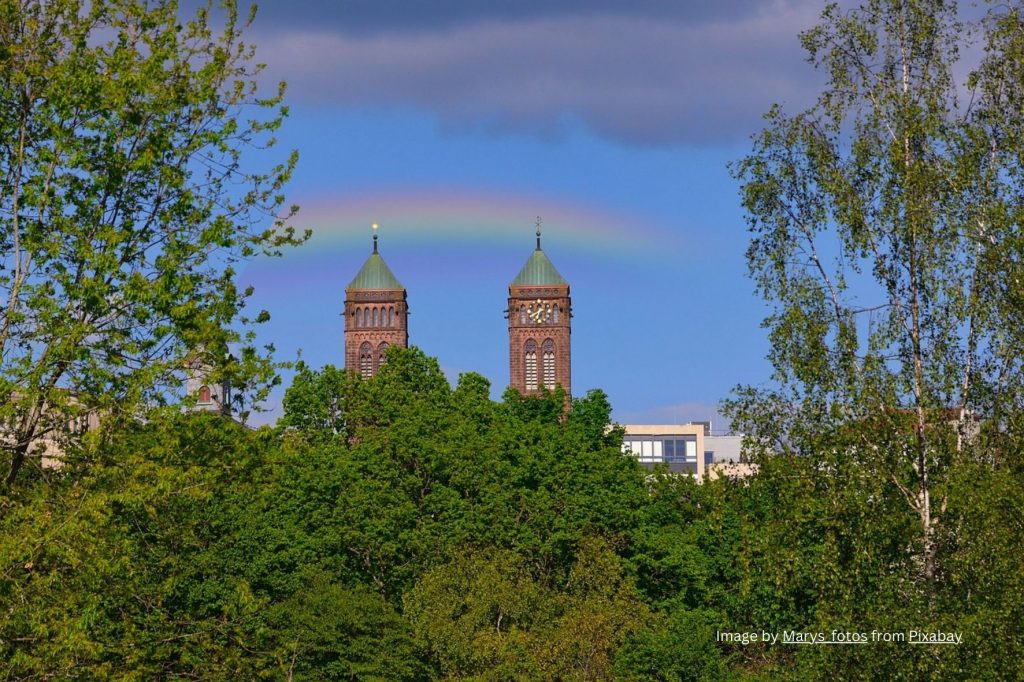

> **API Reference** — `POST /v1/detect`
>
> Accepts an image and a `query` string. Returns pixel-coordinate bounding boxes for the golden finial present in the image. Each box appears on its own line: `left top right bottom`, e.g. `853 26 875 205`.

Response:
372 223 379 253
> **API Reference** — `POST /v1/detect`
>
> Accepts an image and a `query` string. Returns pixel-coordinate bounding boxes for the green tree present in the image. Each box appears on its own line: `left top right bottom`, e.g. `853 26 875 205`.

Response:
405 540 646 681
612 605 727 682
0 412 272 678
271 350 656 676
0 0 306 485
279 362 361 441
2 346 663 678
266 575 423 682
728 1 1024 677
730 0 1024 581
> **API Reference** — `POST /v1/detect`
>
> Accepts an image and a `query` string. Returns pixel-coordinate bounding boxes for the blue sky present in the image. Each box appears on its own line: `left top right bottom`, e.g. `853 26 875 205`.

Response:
229 0 833 427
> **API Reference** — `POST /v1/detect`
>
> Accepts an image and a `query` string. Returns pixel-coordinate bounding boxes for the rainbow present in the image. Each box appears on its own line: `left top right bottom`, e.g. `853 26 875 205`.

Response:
275 185 669 257
237 184 681 294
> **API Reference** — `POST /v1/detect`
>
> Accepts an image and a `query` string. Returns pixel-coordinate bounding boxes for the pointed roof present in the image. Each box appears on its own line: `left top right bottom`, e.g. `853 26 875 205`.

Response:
347 253 404 290
347 225 404 290
511 218 567 286
511 249 567 286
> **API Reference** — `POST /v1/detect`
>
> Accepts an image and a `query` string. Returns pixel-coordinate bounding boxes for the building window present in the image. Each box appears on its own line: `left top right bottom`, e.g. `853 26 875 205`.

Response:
372 307 378 327
362 308 369 327
378 341 389 368
389 306 395 327
359 342 373 378
622 436 698 469
519 304 526 324
542 339 555 389
525 339 537 391
198 385 211 403
553 305 559 323
353 308 359 328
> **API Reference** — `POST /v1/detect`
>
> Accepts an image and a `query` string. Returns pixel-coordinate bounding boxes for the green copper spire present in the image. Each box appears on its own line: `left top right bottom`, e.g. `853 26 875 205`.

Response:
511 217 567 286
347 224 404 290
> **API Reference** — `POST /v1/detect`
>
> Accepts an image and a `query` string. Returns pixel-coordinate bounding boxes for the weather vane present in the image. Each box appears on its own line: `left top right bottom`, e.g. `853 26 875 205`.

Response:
535 216 542 249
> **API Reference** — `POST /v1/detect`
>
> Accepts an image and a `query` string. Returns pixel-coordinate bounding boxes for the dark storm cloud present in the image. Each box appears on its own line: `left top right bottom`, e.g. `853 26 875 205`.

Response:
245 1 774 33
237 0 827 146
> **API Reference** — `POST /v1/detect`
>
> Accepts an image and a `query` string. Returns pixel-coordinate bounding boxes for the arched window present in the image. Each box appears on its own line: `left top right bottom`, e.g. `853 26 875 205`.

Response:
377 341 389 368
553 305 560 323
372 307 379 327
362 308 369 327
198 385 212 403
542 339 555 389
353 307 361 328
359 342 373 378
524 339 538 391
519 305 526 324
389 306 395 327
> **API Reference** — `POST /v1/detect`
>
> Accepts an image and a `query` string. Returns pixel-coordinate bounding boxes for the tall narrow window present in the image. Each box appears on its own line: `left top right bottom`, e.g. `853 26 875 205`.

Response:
377 341 389 368
525 340 538 391
359 342 373 378
553 305 559 323
389 306 395 327
362 308 369 327
519 305 526 324
542 339 555 389
372 307 378 327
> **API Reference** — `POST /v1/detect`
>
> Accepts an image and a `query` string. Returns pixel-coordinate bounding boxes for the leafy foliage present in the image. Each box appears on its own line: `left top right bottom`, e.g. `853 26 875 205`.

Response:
2 346 1022 678
723 0 1024 676
0 0 307 485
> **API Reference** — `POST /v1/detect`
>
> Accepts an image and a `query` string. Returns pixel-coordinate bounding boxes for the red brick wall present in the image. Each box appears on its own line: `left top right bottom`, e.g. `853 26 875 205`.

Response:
508 284 571 397
344 289 408 376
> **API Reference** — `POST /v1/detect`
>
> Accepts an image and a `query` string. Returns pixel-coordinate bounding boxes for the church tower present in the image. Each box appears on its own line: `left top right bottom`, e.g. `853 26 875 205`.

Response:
508 219 571 397
344 225 408 377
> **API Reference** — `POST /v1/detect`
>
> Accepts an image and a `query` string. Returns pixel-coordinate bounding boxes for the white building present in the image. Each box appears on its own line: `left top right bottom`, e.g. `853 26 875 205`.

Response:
621 423 755 480
620 423 707 477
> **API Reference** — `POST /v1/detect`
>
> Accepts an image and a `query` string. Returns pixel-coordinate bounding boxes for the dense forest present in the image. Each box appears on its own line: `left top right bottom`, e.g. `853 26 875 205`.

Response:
1 348 1022 679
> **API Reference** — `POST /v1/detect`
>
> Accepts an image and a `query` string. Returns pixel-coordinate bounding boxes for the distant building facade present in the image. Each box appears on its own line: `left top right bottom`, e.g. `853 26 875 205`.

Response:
1 393 101 471
621 424 707 477
185 354 232 416
705 434 744 464
621 423 755 480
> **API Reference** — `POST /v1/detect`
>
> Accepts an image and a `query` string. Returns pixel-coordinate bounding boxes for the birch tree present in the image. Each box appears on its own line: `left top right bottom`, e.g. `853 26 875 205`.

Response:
729 0 1024 580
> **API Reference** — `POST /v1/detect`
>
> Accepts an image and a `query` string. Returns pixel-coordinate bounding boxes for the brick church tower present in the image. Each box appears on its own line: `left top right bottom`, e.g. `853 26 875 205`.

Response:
508 220 571 396
344 226 408 377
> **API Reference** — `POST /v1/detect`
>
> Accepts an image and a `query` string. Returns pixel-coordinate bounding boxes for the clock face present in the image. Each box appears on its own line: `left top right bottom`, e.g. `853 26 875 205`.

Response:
527 299 552 324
